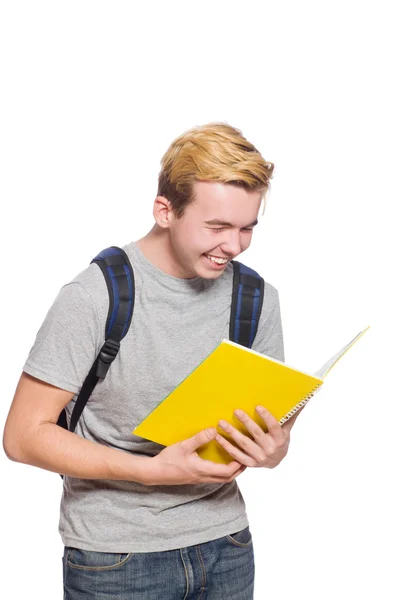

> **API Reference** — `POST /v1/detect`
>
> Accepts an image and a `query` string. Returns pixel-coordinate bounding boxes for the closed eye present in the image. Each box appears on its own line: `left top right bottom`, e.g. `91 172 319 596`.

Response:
211 227 254 233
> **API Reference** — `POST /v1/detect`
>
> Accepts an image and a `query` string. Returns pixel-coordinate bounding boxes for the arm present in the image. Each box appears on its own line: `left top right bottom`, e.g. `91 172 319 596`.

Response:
4 274 245 484
3 372 245 485
3 372 150 481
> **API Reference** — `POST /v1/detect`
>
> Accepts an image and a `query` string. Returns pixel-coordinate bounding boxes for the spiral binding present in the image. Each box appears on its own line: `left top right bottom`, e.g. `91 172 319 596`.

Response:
278 382 323 425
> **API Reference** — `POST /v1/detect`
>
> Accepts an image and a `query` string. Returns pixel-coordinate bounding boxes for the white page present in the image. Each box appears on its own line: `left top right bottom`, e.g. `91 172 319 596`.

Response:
314 326 370 379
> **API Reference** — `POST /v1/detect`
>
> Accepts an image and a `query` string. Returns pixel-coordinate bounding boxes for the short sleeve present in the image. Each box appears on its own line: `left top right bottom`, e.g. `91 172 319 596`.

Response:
23 282 102 393
251 282 285 362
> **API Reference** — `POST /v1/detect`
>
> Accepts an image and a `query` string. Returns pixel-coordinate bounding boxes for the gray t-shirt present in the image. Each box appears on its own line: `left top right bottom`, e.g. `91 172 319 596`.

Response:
23 241 285 552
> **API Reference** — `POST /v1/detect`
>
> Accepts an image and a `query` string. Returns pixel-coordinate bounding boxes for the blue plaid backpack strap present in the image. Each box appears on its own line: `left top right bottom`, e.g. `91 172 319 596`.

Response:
229 260 265 348
57 246 135 434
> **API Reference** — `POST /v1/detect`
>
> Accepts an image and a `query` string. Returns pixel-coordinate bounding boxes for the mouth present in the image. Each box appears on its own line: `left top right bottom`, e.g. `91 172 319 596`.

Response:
203 253 230 268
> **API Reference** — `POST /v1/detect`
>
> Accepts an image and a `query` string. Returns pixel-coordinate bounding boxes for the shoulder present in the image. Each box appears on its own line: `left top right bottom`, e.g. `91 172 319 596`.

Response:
62 259 110 325
70 260 107 295
262 280 280 309
254 279 284 361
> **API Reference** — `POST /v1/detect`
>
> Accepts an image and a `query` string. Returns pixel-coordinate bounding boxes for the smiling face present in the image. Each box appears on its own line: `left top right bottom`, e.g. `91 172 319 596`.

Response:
165 181 263 279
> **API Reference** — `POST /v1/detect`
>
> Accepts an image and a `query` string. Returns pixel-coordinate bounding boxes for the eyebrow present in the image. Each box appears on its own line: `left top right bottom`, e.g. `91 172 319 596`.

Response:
204 218 259 228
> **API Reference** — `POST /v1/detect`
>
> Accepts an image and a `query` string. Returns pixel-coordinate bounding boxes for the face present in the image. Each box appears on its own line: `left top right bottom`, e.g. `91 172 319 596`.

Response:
165 181 262 279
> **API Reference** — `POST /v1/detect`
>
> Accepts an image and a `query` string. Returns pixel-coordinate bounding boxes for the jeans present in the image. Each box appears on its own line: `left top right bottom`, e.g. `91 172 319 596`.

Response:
62 526 255 599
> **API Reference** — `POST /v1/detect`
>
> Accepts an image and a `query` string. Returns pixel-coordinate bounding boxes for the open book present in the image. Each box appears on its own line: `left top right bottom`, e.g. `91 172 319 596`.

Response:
133 326 370 464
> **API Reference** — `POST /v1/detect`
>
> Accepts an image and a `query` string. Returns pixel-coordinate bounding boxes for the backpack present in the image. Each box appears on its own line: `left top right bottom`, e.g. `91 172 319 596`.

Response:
57 246 265 434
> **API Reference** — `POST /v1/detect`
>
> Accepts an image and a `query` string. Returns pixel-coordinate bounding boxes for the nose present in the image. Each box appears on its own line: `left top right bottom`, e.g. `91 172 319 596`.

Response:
220 230 243 257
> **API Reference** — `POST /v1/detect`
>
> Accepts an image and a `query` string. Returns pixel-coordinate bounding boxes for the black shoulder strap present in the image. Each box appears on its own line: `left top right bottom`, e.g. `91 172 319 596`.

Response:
230 260 265 348
57 247 135 434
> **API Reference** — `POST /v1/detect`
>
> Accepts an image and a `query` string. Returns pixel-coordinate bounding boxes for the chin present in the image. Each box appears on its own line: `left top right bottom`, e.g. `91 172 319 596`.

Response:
198 270 224 280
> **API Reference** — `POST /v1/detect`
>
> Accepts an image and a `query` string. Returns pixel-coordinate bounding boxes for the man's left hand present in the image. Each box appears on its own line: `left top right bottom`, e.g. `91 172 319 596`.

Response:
215 406 300 469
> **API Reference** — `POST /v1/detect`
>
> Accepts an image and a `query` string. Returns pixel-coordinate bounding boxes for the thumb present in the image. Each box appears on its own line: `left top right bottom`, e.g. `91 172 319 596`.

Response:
182 428 217 453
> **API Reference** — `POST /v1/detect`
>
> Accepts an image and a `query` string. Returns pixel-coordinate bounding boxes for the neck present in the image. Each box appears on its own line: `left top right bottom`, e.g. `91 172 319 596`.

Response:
135 225 195 279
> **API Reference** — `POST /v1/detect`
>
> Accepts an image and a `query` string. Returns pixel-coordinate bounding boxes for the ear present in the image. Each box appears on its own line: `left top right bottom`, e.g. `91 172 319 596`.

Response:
153 196 175 229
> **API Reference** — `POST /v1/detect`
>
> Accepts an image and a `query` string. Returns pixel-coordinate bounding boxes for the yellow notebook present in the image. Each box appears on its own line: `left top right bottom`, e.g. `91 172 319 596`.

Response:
133 326 370 464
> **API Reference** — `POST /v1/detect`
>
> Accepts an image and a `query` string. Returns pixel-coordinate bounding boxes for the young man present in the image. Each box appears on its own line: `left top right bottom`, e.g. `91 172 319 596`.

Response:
3 123 297 599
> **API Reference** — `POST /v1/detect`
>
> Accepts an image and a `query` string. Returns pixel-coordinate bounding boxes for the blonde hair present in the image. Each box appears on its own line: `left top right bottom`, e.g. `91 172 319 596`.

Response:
157 122 274 217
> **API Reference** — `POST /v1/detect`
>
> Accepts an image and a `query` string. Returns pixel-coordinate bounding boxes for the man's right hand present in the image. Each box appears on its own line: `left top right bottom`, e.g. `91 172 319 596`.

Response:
143 428 246 486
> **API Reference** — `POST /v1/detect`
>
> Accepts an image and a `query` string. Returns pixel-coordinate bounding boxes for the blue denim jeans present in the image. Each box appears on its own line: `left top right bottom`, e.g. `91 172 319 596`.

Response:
62 526 255 599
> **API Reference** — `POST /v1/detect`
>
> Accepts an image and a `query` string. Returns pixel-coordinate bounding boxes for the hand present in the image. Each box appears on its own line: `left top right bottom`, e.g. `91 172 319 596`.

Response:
143 428 247 486
215 406 299 469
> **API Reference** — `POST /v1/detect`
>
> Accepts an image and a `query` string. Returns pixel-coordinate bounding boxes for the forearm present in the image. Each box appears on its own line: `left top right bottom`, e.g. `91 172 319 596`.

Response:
7 422 150 482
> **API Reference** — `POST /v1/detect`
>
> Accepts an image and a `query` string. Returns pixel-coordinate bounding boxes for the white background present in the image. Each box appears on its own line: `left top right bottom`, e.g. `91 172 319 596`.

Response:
1 1 395 598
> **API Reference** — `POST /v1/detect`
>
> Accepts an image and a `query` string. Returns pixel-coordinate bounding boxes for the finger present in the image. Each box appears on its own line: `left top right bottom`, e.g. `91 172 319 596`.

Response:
201 464 246 484
215 432 263 467
232 409 269 446
198 457 242 478
227 465 247 481
209 465 246 484
182 428 218 452
183 429 245 478
255 406 285 442
218 416 270 459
